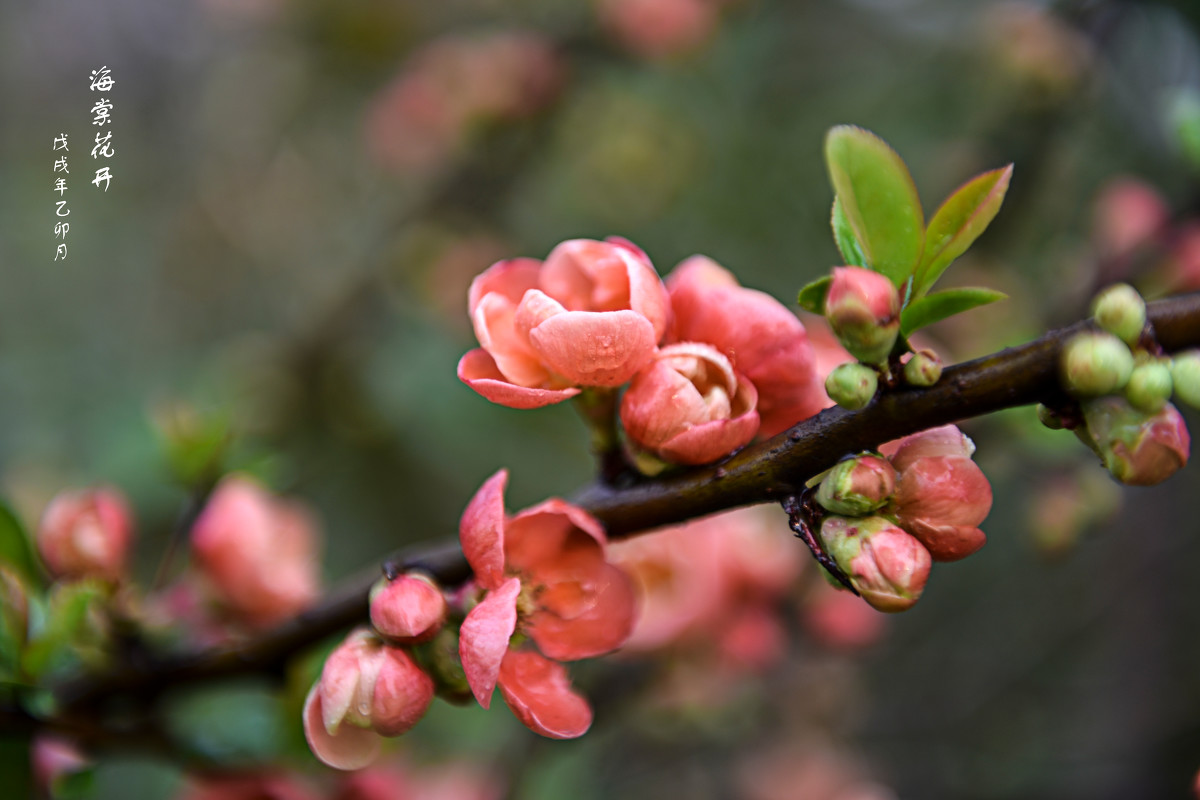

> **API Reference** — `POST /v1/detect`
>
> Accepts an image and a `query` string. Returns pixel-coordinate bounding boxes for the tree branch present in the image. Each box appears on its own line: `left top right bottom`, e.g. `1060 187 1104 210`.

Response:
48 292 1200 716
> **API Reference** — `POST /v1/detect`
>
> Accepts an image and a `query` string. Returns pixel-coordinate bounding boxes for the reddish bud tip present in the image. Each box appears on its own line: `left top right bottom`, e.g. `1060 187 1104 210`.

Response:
370 574 448 643
825 267 900 365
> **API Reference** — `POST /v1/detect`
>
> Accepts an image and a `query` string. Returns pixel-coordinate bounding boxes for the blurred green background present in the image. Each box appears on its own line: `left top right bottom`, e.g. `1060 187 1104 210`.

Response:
7 0 1200 797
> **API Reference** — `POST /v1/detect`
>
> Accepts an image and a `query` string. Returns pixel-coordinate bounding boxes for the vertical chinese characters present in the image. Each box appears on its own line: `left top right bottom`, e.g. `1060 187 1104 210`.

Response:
89 66 115 191
52 134 69 261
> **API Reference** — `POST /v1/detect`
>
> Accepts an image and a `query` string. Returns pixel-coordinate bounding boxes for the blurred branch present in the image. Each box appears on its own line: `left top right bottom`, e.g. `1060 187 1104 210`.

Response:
28 292 1200 728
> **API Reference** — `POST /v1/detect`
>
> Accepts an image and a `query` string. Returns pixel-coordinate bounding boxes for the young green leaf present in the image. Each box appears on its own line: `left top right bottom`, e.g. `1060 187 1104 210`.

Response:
21 580 106 679
900 287 1008 336
824 126 925 286
797 275 833 314
0 501 41 587
831 198 868 267
915 164 1013 296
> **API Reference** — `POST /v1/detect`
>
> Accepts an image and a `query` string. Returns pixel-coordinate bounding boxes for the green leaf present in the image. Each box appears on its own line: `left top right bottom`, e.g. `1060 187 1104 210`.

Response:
915 164 1013 296
0 502 42 588
824 125 925 286
22 580 107 679
900 287 1008 336
797 275 833 314
831 198 868 267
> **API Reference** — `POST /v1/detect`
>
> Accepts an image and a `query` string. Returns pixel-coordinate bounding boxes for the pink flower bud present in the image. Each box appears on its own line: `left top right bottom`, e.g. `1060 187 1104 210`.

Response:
621 342 760 465
191 476 321 627
883 425 992 562
815 455 896 516
1081 396 1190 485
370 574 447 643
304 630 435 770
1093 178 1168 259
597 0 718 60
825 267 900 365
37 488 133 583
819 516 931 613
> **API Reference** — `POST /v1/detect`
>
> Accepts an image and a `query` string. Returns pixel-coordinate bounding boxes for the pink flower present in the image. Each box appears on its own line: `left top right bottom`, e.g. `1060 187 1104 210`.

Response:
303 629 435 770
801 581 886 650
596 0 719 60
178 773 320 800
882 425 992 562
825 266 901 365
1092 177 1168 259
190 476 321 627
667 256 824 437
457 470 636 738
37 487 133 583
370 574 447 644
621 342 760 464
32 737 91 799
1081 397 1190 486
819 516 932 613
458 238 670 408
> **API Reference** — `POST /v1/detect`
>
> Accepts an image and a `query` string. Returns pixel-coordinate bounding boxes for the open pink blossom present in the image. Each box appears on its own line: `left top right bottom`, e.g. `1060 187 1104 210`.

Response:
457 470 635 737
458 238 670 407
190 476 321 627
667 256 824 437
303 629 435 770
37 487 133 583
621 342 760 464
882 425 992 562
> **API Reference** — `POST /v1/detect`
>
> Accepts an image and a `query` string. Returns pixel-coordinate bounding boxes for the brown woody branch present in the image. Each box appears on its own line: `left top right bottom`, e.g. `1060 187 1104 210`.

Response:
48 292 1200 715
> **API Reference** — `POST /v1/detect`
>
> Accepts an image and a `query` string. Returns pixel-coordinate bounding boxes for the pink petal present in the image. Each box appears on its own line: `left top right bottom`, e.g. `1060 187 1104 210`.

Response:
620 247 670 342
370 646 436 736
458 350 581 409
467 258 542 315
459 470 509 591
657 406 760 465
505 500 608 575
498 651 593 739
527 310 657 387
882 425 975 468
303 684 381 771
319 630 376 735
459 577 521 709
513 289 567 342
472 293 551 388
527 562 637 661
904 521 987 562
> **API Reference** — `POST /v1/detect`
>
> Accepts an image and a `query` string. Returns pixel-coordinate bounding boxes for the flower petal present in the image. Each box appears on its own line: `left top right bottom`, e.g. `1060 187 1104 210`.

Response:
472 293 551 388
527 562 637 661
505 500 607 575
459 577 521 709
303 684 381 771
460 470 509 591
498 650 593 739
457 350 580 410
527 310 656 387
467 258 542 315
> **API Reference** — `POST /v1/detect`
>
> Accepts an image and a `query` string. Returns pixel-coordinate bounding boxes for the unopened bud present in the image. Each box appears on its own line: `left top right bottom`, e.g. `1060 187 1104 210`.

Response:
37 488 133 583
825 362 878 410
1062 331 1133 396
1171 350 1200 409
1037 403 1066 430
825 267 901 365
1092 283 1146 345
816 455 897 516
903 349 943 387
370 574 447 643
1125 360 1173 413
818 515 931 613
1080 396 1190 485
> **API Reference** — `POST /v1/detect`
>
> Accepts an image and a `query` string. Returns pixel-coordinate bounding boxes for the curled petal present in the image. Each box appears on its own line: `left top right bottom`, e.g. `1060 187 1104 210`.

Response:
303 684 381 771
498 651 593 739
370 647 436 736
459 577 521 709
893 457 992 528
472 293 550 388
460 470 509 590
513 289 568 342
904 521 987 562
527 562 637 661
505 500 608 575
527 310 657 387
467 258 542 315
319 629 378 735
457 350 580 410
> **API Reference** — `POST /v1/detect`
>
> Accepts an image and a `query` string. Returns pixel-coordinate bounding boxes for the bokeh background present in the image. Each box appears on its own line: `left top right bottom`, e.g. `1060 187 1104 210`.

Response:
7 0 1200 797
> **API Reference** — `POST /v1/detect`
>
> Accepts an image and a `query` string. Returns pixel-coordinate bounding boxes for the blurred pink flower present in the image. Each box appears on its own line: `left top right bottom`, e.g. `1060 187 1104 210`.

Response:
596 0 719 60
178 772 320 800
621 342 759 464
801 581 886 650
667 256 824 436
37 487 133 583
190 476 321 627
1093 177 1169 260
457 470 635 738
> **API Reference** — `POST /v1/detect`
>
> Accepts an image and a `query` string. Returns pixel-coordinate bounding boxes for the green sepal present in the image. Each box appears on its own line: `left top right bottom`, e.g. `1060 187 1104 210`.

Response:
915 164 1013 296
900 287 1007 336
797 275 833 314
824 125 925 286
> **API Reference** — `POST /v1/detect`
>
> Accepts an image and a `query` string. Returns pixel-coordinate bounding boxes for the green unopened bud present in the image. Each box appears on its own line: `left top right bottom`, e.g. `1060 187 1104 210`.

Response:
1037 404 1066 430
903 349 943 387
818 515 931 612
825 363 878 410
1062 331 1134 396
1092 283 1146 345
1125 361 1173 413
1080 396 1190 485
1171 350 1200 409
825 267 901 364
816 454 897 516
